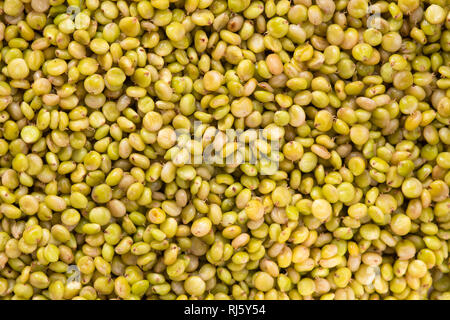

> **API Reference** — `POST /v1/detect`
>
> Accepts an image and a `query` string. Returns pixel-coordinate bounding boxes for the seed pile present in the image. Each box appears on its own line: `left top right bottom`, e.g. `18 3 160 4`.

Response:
0 0 449 300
